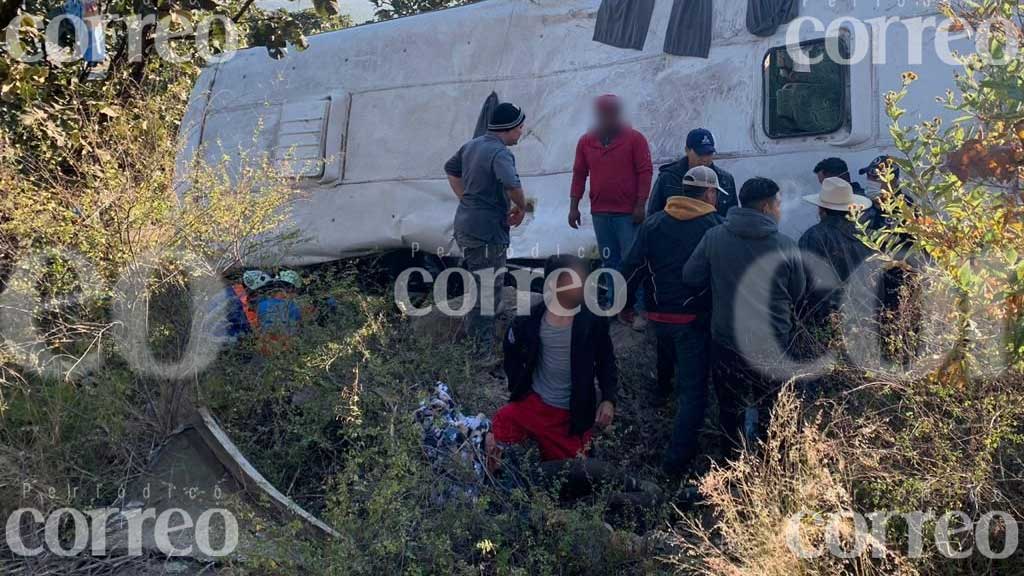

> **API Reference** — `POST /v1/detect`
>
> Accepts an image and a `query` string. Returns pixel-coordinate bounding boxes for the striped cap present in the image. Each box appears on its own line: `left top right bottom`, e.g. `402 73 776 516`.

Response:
488 102 526 131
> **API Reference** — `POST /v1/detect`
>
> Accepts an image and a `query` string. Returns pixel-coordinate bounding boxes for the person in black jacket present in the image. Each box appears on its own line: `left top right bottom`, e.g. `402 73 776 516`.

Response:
799 177 874 322
493 255 618 462
647 129 737 218
621 166 725 475
682 177 806 455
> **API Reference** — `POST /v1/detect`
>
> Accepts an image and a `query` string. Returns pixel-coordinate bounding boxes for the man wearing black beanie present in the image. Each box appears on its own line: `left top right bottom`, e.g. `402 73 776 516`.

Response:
444 102 530 359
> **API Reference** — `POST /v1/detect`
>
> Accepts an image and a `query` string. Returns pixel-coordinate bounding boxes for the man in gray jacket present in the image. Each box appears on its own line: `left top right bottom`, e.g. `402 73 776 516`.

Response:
445 102 530 357
682 177 806 454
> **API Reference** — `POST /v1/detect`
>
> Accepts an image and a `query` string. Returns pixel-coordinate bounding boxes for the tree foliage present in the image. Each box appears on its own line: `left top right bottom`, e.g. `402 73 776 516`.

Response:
369 0 473 21
0 0 351 177
876 0 1024 372
676 1 1024 573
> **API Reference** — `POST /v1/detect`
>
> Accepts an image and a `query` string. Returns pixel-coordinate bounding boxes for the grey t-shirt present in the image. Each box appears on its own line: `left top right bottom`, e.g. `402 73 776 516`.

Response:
532 316 573 410
445 133 521 246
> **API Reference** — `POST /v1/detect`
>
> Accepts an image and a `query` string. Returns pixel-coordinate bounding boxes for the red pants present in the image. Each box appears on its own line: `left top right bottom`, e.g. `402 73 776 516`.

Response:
492 393 593 461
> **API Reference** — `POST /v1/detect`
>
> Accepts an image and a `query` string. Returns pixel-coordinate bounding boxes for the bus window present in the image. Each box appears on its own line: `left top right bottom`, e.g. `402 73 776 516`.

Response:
763 38 848 139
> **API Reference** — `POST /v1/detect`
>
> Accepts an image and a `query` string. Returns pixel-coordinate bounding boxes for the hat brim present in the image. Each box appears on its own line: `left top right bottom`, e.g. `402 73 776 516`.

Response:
683 181 729 195
691 145 715 156
801 194 872 212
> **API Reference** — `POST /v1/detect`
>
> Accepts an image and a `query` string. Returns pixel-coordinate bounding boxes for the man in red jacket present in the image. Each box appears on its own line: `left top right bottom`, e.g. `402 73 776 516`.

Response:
568 95 653 325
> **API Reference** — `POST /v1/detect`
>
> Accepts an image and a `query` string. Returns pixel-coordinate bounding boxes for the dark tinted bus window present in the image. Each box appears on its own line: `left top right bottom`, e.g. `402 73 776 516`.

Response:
763 39 848 138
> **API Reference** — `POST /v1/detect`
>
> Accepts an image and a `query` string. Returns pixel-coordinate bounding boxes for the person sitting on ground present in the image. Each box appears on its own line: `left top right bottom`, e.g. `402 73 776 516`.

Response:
647 128 737 218
799 177 875 322
682 177 806 454
413 382 663 528
488 255 662 523
620 166 725 476
494 254 617 462
495 253 614 459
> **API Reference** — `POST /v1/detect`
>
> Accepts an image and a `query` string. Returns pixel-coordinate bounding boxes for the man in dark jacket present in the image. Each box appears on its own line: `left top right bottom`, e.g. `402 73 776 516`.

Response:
494 255 618 461
682 177 805 454
647 128 737 218
813 157 867 196
859 154 908 231
621 166 725 475
799 177 874 322
858 155 919 357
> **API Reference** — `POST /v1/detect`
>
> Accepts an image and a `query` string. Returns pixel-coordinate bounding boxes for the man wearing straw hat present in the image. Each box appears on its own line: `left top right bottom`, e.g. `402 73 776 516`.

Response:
798 177 874 321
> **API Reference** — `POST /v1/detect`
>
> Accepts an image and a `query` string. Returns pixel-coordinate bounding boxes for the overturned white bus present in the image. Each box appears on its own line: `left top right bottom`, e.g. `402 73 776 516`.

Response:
175 0 970 265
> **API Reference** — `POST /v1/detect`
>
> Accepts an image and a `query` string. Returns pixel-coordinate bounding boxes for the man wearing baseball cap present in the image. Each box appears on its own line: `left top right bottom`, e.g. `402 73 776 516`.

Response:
682 177 805 455
859 155 906 230
648 128 737 218
620 166 725 475
858 155 918 340
444 102 531 358
799 177 875 322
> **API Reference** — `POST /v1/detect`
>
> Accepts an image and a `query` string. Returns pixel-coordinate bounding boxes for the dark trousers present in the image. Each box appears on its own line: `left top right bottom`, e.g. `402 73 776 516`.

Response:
711 342 780 456
656 332 676 398
456 238 507 349
533 459 663 527
655 321 710 475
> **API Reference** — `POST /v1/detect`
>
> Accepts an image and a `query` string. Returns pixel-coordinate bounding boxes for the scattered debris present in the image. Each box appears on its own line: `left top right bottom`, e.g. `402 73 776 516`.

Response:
103 408 339 564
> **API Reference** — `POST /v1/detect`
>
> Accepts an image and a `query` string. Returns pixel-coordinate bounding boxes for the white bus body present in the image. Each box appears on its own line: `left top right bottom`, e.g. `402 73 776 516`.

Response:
176 0 969 265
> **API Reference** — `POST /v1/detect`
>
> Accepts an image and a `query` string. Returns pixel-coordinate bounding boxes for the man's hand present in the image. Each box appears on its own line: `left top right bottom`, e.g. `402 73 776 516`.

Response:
595 401 615 429
632 202 645 225
484 432 503 475
509 206 526 228
568 205 582 229
447 175 465 200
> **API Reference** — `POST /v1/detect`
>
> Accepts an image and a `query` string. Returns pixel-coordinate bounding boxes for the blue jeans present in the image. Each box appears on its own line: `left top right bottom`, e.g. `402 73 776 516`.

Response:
591 213 643 311
655 321 709 475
